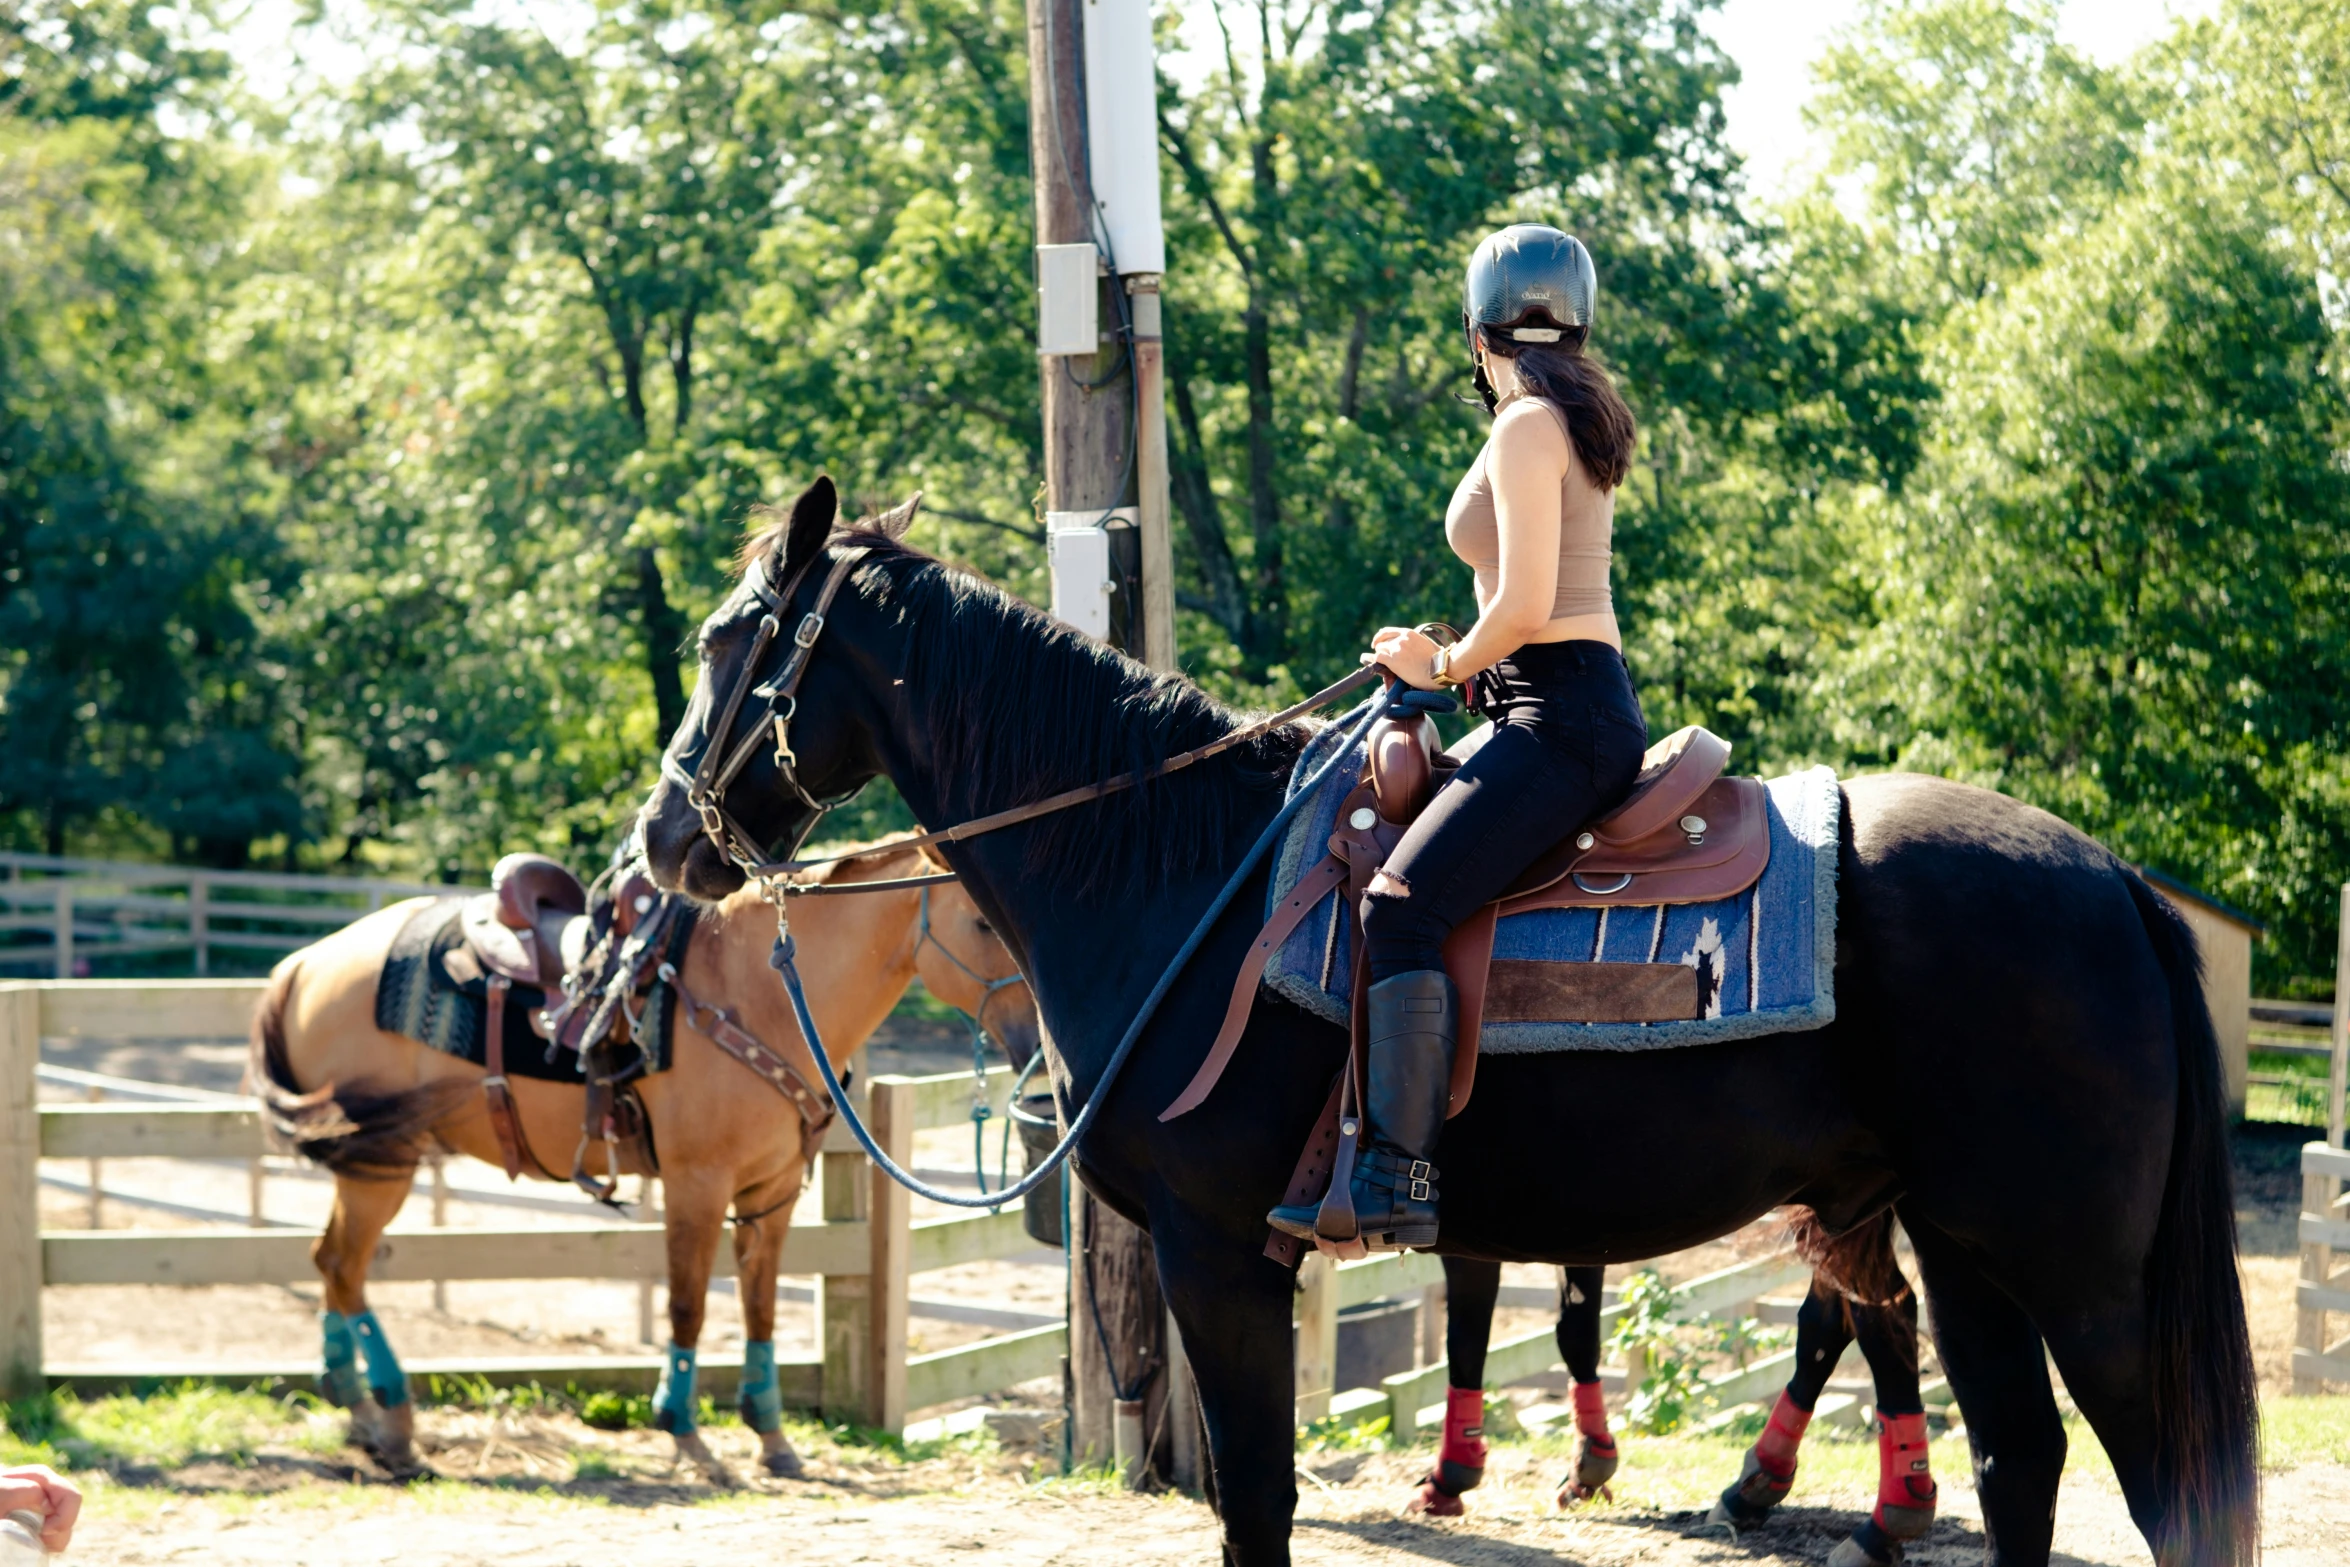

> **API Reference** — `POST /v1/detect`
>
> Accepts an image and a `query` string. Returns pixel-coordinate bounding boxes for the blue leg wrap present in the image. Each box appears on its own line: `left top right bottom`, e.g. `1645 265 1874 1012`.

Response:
654 1342 699 1434
321 1311 364 1409
350 1307 409 1409
738 1340 782 1434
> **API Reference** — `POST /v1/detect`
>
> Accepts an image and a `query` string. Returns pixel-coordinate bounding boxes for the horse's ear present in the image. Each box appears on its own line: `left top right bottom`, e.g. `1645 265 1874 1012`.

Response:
773 475 839 581
873 491 922 540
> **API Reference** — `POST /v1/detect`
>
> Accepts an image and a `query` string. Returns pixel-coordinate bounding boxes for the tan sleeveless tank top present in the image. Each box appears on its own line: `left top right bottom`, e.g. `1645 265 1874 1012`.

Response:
1443 394 1614 619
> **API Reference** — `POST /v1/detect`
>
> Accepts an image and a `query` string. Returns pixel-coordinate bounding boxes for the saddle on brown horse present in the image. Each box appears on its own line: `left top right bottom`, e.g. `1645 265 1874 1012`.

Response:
445 853 834 1198
1159 701 1770 1263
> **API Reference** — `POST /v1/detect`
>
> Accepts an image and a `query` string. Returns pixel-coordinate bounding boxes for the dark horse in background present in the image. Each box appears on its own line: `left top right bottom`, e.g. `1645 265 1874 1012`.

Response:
641 479 2256 1567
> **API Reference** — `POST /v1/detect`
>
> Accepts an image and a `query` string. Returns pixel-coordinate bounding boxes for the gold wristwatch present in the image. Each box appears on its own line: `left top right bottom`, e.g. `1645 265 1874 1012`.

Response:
1430 645 1463 687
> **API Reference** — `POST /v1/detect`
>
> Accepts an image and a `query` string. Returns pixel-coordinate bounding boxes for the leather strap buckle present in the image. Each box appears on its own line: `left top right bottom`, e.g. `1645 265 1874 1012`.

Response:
1409 1160 1431 1180
794 612 824 648
1410 1178 1431 1201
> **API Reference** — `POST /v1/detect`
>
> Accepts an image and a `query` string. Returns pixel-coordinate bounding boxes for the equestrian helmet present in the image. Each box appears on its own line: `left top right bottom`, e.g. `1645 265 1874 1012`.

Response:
1463 224 1596 349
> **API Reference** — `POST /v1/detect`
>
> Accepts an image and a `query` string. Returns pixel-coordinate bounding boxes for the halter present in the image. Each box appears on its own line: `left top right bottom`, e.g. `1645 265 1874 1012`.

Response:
661 545 875 885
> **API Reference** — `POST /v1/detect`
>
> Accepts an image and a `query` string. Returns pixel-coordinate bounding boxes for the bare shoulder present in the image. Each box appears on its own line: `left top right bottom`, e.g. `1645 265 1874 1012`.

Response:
1490 397 1572 469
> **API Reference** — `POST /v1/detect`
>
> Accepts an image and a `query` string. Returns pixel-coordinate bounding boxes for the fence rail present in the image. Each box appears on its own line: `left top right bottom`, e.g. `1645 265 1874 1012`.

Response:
0 852 472 977
1 980 1057 1433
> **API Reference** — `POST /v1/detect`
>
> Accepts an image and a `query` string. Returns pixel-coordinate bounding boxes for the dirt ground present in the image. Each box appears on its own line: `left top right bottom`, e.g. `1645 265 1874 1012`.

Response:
50 1400 2350 1566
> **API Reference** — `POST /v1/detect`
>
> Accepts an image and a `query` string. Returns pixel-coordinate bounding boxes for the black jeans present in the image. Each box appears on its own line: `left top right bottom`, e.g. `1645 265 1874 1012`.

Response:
1362 640 1647 981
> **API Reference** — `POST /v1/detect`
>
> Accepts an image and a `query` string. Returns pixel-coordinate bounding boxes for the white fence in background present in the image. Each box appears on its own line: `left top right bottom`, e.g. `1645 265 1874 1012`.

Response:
0 852 467 976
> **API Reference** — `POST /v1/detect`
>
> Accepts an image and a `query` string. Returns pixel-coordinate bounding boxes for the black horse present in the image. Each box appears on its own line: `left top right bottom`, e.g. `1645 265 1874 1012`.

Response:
640 481 2256 1567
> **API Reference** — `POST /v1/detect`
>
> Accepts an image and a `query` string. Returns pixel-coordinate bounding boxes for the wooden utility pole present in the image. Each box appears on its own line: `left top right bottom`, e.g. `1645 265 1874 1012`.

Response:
1026 0 1174 670
1026 0 1181 1481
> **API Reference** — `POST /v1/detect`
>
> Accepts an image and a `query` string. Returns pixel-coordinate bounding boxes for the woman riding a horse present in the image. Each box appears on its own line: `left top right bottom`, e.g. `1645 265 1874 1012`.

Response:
1267 223 1647 1253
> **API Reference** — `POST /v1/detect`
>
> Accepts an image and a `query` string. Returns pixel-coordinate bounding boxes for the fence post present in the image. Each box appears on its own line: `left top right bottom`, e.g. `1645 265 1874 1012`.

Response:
0 985 41 1396
83 1084 102 1229
1164 1305 1200 1491
865 1078 913 1435
52 885 72 980
2329 884 2349 1151
189 875 210 978
2297 885 2350 1394
818 1077 871 1421
1294 1251 1337 1424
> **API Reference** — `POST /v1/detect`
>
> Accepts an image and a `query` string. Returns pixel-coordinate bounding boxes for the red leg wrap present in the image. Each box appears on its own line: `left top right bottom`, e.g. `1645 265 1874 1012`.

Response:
1572 1379 1611 1442
1408 1385 1490 1513
1754 1389 1811 1478
1439 1385 1488 1471
1873 1411 1936 1526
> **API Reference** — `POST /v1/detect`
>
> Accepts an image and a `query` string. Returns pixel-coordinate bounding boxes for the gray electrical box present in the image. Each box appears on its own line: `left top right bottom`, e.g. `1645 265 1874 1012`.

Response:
1036 243 1099 356
1048 508 1138 645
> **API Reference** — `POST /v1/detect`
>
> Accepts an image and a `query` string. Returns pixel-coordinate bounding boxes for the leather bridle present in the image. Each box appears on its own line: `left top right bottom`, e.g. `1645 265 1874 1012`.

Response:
661 546 875 882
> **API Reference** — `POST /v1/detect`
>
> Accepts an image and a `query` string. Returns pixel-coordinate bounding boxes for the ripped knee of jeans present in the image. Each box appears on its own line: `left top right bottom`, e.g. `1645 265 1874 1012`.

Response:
1367 868 1411 900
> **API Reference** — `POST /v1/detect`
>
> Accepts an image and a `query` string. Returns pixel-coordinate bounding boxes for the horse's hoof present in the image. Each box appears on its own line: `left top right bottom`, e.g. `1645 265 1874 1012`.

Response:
1558 1433 1618 1504
1558 1480 1612 1508
350 1399 429 1480
759 1438 805 1480
1827 1529 1901 1567
1879 1490 1937 1541
672 1431 737 1488
1405 1478 1467 1517
1710 1446 1794 1526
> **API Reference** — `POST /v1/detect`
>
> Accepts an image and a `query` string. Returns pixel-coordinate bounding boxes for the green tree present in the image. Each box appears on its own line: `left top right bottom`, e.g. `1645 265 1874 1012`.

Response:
1846 187 2350 978
0 3 304 864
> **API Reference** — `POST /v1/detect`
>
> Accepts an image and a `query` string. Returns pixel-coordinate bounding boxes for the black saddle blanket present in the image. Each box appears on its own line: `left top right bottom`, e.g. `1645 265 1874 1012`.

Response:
375 898 681 1082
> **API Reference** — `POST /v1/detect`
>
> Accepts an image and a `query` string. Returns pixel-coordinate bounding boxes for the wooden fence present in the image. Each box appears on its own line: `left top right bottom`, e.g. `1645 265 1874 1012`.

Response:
0 852 463 977
1286 1246 1935 1437
1 980 1057 1433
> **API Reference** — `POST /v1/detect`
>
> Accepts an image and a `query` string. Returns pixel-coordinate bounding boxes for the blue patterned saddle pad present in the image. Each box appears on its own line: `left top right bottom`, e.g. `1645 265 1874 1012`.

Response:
1261 725 1841 1052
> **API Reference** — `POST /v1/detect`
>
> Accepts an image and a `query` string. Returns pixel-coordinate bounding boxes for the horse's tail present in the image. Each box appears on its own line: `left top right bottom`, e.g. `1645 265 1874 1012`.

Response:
2124 868 2259 1567
247 956 468 1181
1781 1206 1919 1361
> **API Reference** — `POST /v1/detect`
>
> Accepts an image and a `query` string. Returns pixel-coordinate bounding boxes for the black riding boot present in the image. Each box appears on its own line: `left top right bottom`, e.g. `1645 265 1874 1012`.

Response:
1268 969 1455 1251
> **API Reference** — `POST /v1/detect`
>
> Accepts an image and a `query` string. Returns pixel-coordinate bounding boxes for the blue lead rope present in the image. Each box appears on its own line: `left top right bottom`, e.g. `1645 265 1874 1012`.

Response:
768 685 1400 1210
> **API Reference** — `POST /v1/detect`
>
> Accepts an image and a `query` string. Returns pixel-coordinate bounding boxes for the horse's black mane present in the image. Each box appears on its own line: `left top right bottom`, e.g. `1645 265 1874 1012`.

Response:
833 527 1314 901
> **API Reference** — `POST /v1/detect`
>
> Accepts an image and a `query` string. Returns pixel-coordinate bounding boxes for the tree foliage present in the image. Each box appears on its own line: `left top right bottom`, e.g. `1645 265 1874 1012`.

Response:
3 0 2347 981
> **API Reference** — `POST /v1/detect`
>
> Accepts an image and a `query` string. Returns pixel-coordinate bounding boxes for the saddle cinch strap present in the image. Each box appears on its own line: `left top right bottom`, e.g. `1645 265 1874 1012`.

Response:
1162 721 1769 1129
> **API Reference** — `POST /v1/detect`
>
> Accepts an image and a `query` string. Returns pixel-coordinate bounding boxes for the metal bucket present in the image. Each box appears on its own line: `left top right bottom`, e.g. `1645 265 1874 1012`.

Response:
1010 1092 1064 1248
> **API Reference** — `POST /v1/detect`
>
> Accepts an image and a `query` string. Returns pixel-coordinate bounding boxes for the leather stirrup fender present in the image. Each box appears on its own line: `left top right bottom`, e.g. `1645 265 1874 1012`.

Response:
482 975 529 1181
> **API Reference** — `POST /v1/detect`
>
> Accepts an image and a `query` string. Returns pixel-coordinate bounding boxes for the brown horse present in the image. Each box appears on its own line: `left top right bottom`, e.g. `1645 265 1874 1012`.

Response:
248 837 1034 1481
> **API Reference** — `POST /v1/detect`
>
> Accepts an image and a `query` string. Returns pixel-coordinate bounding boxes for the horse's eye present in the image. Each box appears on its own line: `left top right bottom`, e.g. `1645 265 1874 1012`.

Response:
974 919 994 935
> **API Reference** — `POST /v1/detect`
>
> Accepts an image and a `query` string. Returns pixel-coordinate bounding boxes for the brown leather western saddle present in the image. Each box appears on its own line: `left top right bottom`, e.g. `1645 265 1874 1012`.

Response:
1159 703 1771 1264
444 853 833 1197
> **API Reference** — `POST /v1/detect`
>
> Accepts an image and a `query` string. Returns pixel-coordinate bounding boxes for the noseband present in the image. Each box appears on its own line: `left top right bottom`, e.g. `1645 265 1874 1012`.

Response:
662 546 874 878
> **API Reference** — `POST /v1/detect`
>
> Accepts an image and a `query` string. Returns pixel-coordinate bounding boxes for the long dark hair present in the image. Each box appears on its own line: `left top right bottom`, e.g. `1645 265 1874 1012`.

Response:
1481 324 1637 490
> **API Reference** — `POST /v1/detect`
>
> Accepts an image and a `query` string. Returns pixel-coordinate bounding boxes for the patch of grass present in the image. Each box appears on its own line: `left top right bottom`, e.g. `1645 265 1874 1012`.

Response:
1027 1459 1128 1496
2262 1395 2350 1469
576 1391 654 1431
570 1451 626 1482
1 1386 340 1472
1298 1413 1388 1453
